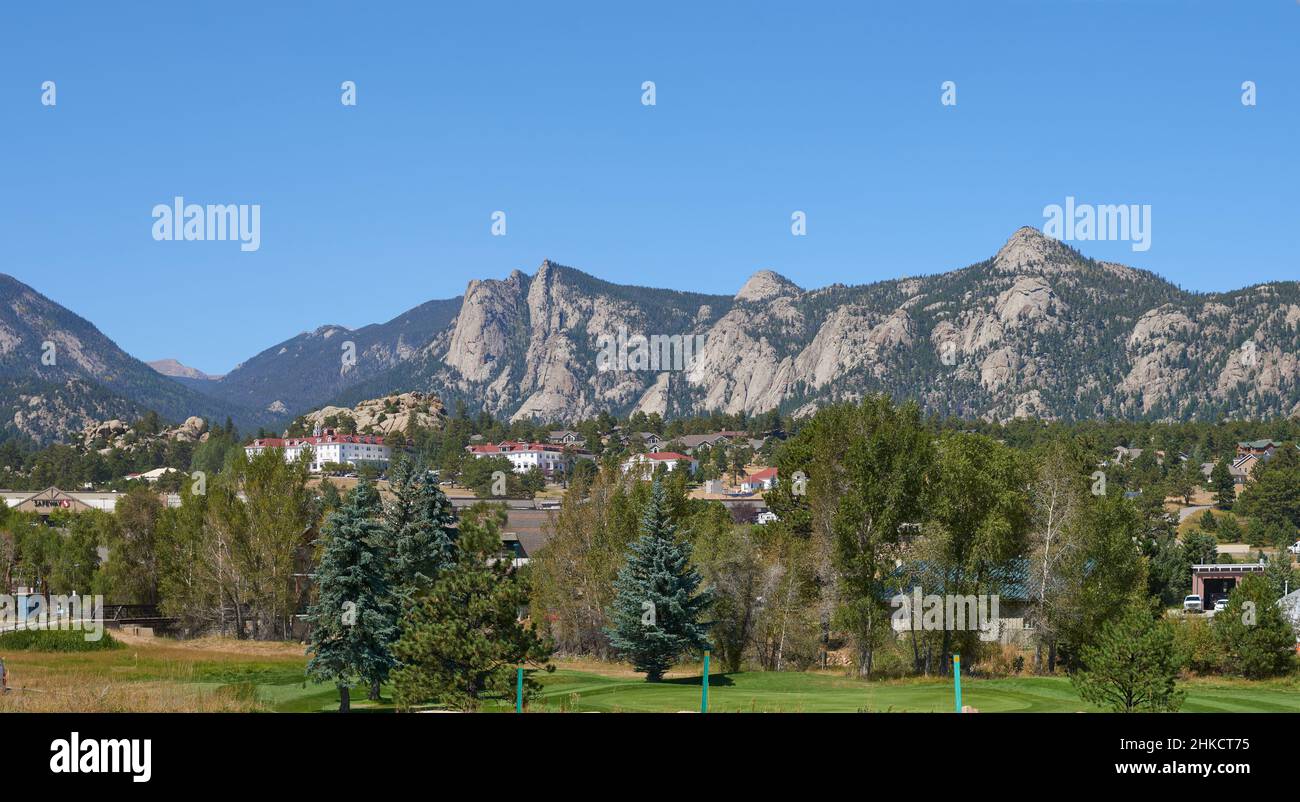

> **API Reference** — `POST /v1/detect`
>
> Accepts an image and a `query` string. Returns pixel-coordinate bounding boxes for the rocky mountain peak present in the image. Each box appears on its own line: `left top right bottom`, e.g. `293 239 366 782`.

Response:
735 269 801 302
992 226 1076 273
148 358 220 381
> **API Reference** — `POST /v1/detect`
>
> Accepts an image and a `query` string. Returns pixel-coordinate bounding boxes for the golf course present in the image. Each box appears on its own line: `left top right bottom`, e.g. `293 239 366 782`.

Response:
2 630 1297 713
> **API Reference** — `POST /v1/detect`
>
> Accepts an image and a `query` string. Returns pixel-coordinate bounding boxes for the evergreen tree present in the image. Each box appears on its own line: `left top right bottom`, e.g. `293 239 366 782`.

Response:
305 479 399 712
1211 458 1235 510
1071 603 1184 712
391 503 552 711
1216 513 1243 544
383 457 457 601
1212 575 1296 678
605 479 714 681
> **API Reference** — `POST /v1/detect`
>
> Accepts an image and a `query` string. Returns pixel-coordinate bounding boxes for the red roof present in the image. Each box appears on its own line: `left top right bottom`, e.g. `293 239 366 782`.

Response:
644 452 692 461
745 467 778 482
467 442 571 455
250 433 389 447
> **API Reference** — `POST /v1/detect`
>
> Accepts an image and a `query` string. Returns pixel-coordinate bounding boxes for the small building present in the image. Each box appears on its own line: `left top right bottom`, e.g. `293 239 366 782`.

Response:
739 467 778 493
621 452 697 478
1190 562 1267 604
126 467 181 483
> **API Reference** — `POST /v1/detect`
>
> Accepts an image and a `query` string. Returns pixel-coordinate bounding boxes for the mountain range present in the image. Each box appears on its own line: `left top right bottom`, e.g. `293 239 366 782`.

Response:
2 227 1299 444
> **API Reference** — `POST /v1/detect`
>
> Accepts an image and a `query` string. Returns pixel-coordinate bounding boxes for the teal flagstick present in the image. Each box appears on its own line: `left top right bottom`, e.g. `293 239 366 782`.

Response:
516 667 524 713
953 654 962 713
700 651 710 714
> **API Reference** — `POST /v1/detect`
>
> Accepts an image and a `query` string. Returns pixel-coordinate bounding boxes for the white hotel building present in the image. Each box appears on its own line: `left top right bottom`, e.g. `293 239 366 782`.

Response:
466 441 592 476
245 428 396 472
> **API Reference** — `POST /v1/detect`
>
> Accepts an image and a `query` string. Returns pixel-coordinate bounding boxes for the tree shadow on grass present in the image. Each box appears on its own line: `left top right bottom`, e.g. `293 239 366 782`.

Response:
661 673 736 687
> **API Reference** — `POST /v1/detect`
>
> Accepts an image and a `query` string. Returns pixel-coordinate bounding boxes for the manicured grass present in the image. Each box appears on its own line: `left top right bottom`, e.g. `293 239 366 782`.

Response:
494 669 1300 713
4 633 1297 712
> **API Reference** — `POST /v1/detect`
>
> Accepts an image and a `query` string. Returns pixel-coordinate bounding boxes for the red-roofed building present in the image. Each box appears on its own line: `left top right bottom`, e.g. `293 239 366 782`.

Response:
740 467 778 493
465 441 592 476
245 427 397 472
621 451 697 478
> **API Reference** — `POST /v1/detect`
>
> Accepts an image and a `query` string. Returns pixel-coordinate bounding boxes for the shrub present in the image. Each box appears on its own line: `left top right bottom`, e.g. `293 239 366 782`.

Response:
0 629 124 652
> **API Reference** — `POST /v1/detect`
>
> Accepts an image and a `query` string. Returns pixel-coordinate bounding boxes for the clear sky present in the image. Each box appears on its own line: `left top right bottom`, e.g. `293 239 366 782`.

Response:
1 1 1296 375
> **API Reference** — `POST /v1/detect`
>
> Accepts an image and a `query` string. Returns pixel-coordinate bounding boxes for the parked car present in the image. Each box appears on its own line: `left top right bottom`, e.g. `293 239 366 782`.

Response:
1213 598 1229 613
1183 594 1203 613
1288 540 1300 556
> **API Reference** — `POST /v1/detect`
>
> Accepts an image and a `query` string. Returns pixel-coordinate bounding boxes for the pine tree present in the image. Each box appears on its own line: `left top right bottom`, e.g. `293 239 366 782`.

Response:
391 503 552 711
1212 575 1296 678
605 479 713 681
1211 458 1235 510
305 479 399 712
1070 603 1184 712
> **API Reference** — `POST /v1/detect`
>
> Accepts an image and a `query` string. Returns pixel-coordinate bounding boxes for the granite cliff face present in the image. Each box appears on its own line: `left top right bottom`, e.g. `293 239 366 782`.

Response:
8 227 1300 445
410 228 1300 423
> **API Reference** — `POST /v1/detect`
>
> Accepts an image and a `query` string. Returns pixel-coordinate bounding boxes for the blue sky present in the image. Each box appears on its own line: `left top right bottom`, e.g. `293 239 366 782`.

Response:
1 1 1296 374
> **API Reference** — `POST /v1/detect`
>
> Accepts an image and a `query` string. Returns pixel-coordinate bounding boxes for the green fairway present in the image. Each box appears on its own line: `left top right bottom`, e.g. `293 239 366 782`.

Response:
490 668 1300 714
6 634 1296 712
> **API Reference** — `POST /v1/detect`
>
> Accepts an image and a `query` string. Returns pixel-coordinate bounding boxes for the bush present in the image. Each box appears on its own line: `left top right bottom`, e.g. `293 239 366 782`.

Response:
0 628 124 652
1172 615 1220 675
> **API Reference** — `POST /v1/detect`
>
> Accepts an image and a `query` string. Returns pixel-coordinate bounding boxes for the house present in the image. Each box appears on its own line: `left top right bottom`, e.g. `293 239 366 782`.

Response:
1112 446 1143 465
628 432 665 448
739 467 778 493
547 430 582 445
466 441 592 476
1237 439 1282 459
125 467 182 483
1230 453 1260 484
676 433 732 453
245 428 397 471
621 452 697 478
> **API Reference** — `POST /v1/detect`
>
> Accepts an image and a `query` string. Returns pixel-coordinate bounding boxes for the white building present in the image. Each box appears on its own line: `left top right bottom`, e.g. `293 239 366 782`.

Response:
245 428 396 472
466 441 592 476
739 467 778 493
621 451 697 478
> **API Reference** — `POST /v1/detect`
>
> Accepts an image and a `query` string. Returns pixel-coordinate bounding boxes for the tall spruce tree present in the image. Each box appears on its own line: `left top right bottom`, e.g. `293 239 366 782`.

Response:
383 457 457 602
391 503 552 711
305 478 399 712
605 479 713 681
367 457 458 700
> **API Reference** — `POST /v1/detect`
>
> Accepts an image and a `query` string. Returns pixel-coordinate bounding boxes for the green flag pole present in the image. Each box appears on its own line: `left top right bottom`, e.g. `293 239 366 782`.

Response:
516 667 524 713
700 651 710 714
953 654 962 713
